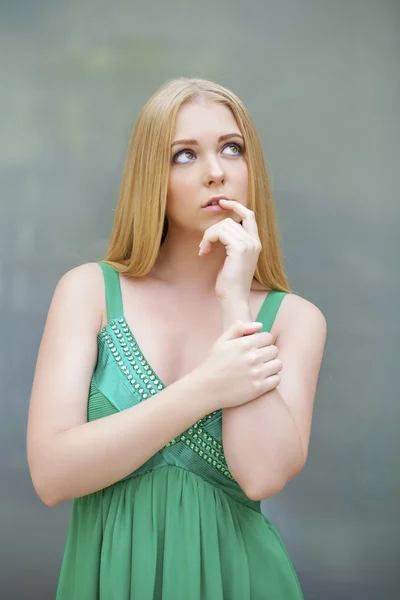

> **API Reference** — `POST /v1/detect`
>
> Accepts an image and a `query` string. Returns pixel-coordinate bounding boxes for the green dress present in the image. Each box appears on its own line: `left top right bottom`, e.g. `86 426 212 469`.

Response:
56 262 304 599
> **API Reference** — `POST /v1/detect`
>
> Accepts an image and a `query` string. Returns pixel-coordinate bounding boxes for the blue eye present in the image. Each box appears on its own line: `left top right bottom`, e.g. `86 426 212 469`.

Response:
173 150 196 164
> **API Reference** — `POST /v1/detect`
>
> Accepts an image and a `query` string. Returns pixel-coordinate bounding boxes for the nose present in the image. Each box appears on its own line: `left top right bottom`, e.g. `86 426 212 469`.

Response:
204 154 226 187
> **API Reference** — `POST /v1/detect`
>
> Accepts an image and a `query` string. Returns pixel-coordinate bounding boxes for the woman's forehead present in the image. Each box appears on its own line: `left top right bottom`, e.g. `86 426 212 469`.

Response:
173 102 240 141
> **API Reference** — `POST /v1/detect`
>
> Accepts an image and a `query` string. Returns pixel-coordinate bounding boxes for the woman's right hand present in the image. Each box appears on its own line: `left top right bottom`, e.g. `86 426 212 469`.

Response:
196 321 282 410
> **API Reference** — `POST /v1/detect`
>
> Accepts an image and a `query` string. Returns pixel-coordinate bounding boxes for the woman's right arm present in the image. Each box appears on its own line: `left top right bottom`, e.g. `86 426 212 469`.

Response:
26 263 215 507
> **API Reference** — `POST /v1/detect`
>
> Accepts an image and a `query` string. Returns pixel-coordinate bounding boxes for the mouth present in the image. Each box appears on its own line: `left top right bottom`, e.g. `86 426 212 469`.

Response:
201 196 231 208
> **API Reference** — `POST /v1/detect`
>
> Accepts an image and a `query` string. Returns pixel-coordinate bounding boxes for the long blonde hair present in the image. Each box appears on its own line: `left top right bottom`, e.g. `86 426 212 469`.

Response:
102 77 290 292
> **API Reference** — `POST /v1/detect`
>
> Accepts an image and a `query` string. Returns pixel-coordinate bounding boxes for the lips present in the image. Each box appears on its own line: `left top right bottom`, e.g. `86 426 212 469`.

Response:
202 196 230 208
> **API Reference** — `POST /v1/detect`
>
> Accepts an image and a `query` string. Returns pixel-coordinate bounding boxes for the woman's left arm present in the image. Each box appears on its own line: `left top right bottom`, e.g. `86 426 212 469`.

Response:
221 294 327 501
199 199 327 501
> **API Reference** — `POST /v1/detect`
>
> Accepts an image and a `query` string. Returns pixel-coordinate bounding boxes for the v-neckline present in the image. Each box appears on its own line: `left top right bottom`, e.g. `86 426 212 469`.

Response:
100 286 275 391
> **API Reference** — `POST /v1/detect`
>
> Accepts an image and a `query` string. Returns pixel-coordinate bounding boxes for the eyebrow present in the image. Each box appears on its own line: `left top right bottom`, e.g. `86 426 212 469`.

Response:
171 133 244 148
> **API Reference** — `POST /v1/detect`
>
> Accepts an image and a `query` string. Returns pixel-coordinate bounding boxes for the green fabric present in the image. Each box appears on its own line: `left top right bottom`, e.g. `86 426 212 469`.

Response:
56 262 303 599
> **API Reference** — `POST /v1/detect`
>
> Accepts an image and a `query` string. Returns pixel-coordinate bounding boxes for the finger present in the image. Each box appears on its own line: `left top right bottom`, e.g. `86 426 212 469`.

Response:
221 219 254 245
200 220 254 255
220 321 263 342
261 358 283 378
199 221 223 254
258 344 279 362
246 344 279 366
200 226 247 256
263 373 281 390
217 221 252 252
222 221 263 256
199 218 248 253
263 358 283 377
199 221 229 255
254 374 281 397
217 199 259 238
243 331 274 349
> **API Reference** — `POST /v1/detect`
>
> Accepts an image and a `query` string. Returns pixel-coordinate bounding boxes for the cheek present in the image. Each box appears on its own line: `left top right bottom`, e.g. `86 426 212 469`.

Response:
241 162 249 186
168 169 196 200
167 170 197 220
235 162 249 203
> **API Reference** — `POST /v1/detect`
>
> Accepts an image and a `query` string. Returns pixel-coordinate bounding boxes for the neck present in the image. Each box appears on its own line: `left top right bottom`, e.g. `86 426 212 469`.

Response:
150 227 227 292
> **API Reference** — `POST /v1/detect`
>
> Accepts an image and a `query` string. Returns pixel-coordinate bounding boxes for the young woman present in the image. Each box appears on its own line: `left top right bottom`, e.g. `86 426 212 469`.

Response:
27 78 327 599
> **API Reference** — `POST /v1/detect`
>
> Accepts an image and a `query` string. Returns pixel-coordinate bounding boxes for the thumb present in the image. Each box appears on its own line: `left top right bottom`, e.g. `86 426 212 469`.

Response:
219 320 263 342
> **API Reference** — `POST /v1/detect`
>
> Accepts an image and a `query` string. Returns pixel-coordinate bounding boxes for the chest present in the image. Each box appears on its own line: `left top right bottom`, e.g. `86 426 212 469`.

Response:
123 299 222 387
108 278 271 388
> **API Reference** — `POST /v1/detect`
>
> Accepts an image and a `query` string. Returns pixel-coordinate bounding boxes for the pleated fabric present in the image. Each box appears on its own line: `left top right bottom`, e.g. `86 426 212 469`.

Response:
57 467 303 599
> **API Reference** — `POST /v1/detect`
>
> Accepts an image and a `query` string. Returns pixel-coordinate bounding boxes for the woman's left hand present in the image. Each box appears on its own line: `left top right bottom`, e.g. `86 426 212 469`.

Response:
199 199 261 301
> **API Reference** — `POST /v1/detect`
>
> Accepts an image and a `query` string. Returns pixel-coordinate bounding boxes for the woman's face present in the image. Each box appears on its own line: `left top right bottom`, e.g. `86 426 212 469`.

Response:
167 101 248 234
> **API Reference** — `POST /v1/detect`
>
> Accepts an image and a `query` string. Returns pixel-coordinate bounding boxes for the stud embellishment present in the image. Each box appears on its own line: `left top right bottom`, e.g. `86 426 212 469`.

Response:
101 319 233 481
101 319 165 400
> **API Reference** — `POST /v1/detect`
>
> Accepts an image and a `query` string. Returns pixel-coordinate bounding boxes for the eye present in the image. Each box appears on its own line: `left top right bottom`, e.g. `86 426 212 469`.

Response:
222 142 244 156
172 149 196 164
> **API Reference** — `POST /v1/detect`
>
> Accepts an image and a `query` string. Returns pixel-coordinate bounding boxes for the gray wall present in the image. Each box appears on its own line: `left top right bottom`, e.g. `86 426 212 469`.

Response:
0 1 398 598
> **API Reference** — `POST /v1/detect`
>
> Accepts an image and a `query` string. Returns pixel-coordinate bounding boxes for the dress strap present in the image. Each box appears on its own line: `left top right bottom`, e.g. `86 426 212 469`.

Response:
257 290 287 333
98 262 124 322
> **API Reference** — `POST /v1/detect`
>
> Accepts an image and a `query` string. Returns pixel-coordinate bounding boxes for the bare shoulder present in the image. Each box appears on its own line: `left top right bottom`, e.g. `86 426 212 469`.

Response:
57 261 104 294
280 292 327 324
277 292 327 344
50 262 106 333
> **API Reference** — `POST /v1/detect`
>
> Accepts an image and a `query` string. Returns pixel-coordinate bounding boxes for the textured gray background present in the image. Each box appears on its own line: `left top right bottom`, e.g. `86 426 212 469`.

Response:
0 0 398 598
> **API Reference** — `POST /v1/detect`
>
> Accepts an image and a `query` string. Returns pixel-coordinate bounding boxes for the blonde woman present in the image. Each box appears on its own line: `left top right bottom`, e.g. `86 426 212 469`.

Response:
27 78 327 599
